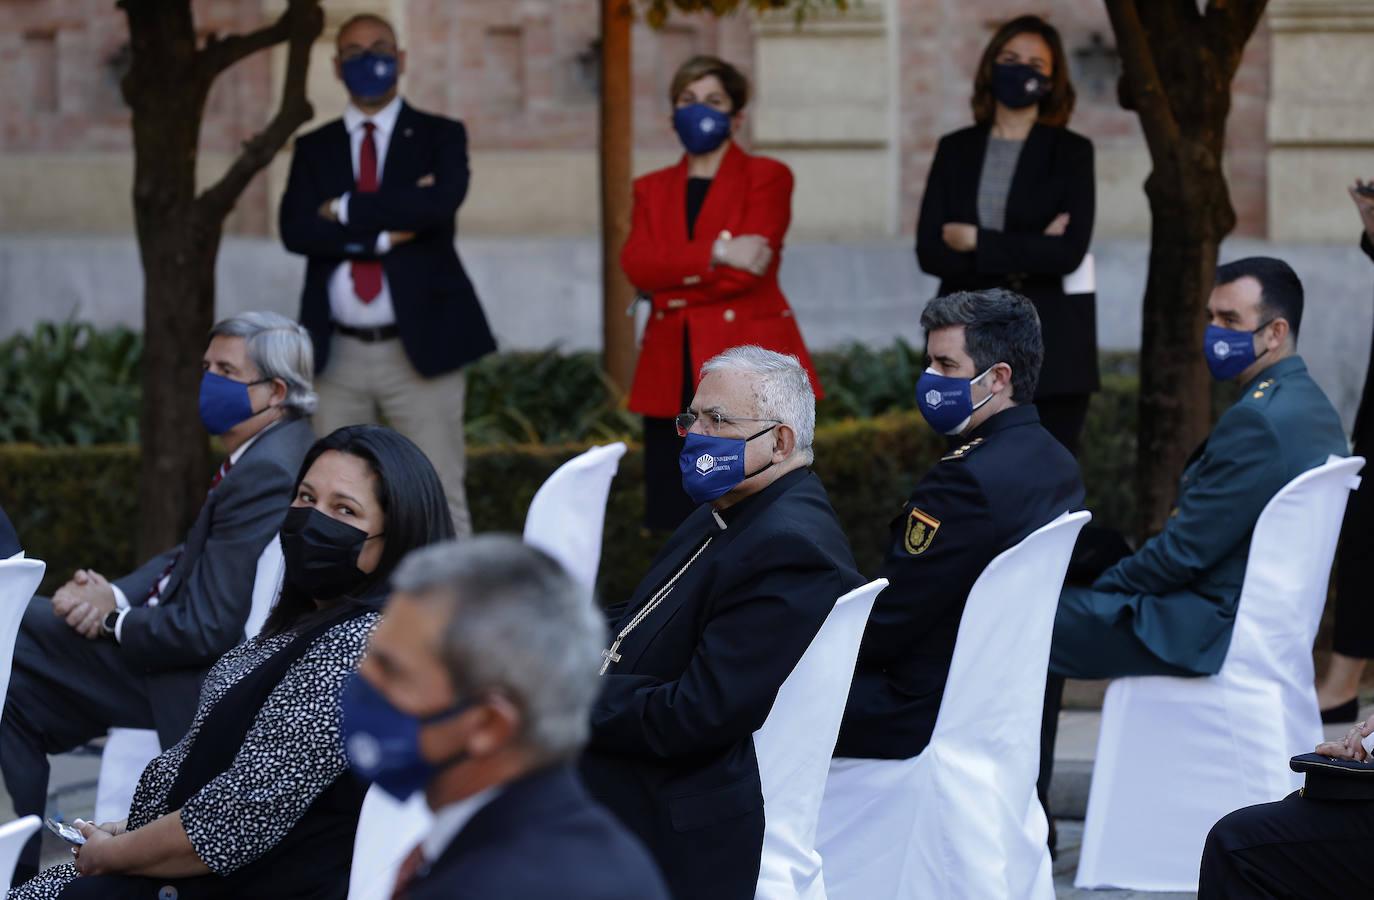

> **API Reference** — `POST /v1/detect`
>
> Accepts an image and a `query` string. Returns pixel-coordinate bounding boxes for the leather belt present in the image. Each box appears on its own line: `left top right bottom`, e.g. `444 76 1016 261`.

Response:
333 323 399 342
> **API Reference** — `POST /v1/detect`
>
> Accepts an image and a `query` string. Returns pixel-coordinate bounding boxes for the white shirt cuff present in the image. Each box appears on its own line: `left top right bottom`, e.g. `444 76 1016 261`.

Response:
111 584 130 611
113 608 131 644
337 193 351 226
375 231 392 254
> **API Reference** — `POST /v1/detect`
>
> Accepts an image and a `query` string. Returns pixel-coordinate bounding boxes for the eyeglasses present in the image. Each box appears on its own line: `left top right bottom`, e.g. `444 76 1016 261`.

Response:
674 411 781 438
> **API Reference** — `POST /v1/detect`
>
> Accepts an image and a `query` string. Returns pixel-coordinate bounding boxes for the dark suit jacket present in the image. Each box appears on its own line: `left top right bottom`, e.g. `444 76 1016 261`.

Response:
279 101 496 378
835 406 1084 759
408 766 670 900
581 467 862 900
0 503 18 558
113 417 314 744
916 123 1099 398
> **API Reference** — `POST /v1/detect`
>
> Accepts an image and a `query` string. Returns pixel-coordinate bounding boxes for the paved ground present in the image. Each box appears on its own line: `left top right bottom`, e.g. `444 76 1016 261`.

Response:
8 701 1369 893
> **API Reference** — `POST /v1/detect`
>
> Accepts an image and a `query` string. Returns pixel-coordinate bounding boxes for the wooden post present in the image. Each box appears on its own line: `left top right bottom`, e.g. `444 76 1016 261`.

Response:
600 0 638 396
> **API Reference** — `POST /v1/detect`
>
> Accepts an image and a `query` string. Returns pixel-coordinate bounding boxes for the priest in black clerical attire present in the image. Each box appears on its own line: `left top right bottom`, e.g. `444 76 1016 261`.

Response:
581 344 862 900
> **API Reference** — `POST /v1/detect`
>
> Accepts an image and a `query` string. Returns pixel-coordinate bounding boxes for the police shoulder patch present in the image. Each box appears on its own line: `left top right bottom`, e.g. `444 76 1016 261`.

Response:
903 506 941 555
941 437 986 462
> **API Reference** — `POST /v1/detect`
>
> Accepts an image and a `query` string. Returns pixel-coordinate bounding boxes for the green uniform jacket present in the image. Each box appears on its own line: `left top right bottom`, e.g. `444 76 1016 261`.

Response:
1057 356 1347 677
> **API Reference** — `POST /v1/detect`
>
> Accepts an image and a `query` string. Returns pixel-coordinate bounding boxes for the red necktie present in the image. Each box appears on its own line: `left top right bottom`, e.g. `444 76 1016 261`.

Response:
350 121 383 303
389 843 426 900
146 458 234 602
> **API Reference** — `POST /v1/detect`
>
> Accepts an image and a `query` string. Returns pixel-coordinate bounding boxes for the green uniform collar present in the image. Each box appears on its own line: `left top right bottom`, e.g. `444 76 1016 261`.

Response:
1240 354 1306 397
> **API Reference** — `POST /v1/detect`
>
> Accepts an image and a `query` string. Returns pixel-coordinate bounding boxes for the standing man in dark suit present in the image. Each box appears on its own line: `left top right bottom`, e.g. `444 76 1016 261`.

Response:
280 12 494 536
0 311 317 884
0 504 18 558
581 345 863 900
345 536 669 900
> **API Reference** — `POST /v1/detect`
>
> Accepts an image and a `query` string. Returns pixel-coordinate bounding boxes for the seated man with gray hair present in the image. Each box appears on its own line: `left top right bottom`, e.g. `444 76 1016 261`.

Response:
581 344 863 900
345 535 670 900
0 311 317 883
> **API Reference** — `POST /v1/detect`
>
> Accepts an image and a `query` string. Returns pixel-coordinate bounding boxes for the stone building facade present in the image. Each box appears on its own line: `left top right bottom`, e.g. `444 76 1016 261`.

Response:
8 0 1363 244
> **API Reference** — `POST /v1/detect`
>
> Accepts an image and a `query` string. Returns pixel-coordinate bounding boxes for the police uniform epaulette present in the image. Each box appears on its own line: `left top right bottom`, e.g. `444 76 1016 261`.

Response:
941 437 986 462
1247 376 1280 404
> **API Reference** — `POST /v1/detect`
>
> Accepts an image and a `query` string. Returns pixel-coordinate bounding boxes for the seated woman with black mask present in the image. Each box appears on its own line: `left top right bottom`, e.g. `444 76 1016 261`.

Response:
10 425 454 900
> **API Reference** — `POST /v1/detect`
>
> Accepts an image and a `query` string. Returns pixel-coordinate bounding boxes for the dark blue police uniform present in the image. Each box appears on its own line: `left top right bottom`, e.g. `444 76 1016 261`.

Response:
835 404 1085 760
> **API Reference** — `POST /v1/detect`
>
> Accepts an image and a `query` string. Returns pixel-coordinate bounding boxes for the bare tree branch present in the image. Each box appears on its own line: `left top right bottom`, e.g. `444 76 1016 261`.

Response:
1215 0 1268 73
195 0 322 220
1104 0 1182 161
198 14 294 80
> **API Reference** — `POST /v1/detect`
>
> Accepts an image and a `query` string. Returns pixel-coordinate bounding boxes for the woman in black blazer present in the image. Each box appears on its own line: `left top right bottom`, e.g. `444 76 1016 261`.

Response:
916 14 1098 455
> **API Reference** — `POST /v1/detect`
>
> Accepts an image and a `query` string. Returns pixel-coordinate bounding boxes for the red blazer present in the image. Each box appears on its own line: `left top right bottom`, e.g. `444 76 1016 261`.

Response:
621 142 823 418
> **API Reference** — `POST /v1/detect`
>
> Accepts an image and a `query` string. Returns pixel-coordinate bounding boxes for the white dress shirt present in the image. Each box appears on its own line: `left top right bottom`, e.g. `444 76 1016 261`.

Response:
422 786 502 865
109 423 275 641
329 96 404 329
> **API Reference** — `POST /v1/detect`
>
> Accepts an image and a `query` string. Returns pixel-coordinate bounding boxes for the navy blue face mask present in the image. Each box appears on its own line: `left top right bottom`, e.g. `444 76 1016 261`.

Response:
679 425 778 506
198 371 272 436
992 62 1051 110
673 104 732 156
1204 320 1273 381
341 673 473 802
915 366 997 435
341 52 399 103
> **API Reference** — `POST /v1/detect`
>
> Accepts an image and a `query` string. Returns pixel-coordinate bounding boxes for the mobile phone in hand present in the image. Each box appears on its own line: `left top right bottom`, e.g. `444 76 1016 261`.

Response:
1356 184 1374 198
45 818 85 846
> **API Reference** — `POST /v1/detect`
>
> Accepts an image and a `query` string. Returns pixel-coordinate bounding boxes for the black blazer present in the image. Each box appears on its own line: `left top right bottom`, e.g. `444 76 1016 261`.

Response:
0 503 18 558
916 123 1099 397
408 766 670 900
581 468 862 900
279 101 496 378
835 405 1084 759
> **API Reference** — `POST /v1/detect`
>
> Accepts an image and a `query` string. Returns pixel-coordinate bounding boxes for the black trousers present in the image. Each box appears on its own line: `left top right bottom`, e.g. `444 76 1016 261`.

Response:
642 331 699 532
1332 433 1374 658
1199 792 1374 898
1035 393 1092 458
1 595 157 882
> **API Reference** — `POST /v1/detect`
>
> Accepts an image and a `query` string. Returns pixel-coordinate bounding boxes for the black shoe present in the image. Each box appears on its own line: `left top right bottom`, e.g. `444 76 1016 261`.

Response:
1321 697 1360 724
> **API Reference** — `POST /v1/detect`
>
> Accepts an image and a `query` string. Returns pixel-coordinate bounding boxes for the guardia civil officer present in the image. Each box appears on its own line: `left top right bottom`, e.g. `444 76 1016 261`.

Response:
816 289 1084 893
1040 257 1348 830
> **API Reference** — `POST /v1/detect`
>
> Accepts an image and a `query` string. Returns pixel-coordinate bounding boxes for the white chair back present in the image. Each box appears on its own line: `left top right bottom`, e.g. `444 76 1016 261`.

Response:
753 578 886 900
347 787 433 900
0 556 45 721
819 511 1088 900
95 533 286 824
523 443 627 591
1076 456 1363 893
0 816 40 887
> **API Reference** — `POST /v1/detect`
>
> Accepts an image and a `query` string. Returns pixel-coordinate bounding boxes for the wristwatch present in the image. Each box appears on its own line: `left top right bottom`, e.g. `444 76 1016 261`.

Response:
101 610 120 639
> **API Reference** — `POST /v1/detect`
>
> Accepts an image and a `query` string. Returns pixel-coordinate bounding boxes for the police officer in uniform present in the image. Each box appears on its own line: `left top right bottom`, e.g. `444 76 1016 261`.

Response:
833 287 1083 762
1040 257 1348 829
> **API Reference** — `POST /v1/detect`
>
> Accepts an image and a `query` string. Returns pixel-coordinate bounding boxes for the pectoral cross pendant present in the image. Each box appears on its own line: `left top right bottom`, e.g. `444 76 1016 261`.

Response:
599 641 623 676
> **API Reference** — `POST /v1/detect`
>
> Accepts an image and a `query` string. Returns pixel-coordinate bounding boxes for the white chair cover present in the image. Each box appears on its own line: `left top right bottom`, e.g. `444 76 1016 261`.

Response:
754 578 887 900
523 442 627 590
0 557 45 731
1076 455 1363 892
818 511 1090 900
0 816 40 887
95 535 285 824
347 787 433 900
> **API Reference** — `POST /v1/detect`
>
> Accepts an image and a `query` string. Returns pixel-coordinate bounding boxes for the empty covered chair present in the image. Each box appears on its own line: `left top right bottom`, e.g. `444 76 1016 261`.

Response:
1075 456 1364 892
523 443 627 591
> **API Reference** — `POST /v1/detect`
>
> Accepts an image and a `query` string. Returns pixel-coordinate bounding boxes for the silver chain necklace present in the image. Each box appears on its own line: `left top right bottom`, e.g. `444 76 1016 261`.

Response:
599 536 715 676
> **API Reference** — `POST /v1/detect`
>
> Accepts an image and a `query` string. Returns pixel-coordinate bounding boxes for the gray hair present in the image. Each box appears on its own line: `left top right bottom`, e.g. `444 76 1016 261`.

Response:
209 311 317 418
391 536 607 766
920 289 1043 402
699 345 816 464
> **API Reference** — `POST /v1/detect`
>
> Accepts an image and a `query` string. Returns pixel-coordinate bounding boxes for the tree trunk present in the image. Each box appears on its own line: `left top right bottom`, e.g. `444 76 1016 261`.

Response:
600 0 638 396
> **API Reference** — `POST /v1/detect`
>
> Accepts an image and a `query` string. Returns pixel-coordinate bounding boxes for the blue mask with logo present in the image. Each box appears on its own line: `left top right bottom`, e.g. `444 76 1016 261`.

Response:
678 425 777 505
341 52 399 103
1203 321 1272 381
673 104 732 156
915 366 996 435
340 673 473 802
992 62 1051 110
199 371 270 436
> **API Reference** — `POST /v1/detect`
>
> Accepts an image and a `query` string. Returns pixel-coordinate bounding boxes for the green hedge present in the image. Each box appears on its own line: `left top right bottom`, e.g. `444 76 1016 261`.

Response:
0 382 1142 601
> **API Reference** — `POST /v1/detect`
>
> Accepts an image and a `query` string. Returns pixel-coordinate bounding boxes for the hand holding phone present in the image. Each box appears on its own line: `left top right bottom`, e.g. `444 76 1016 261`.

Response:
45 817 85 846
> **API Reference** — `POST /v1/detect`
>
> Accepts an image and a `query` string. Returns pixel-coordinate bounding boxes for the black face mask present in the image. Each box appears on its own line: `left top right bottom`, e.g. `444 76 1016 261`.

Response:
280 506 380 601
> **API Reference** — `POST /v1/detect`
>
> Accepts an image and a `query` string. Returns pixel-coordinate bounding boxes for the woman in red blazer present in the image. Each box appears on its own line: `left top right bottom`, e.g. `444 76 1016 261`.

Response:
622 55 822 530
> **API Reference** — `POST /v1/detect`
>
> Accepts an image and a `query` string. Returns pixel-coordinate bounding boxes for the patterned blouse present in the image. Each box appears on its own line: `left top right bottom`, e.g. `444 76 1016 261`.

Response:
9 611 380 900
